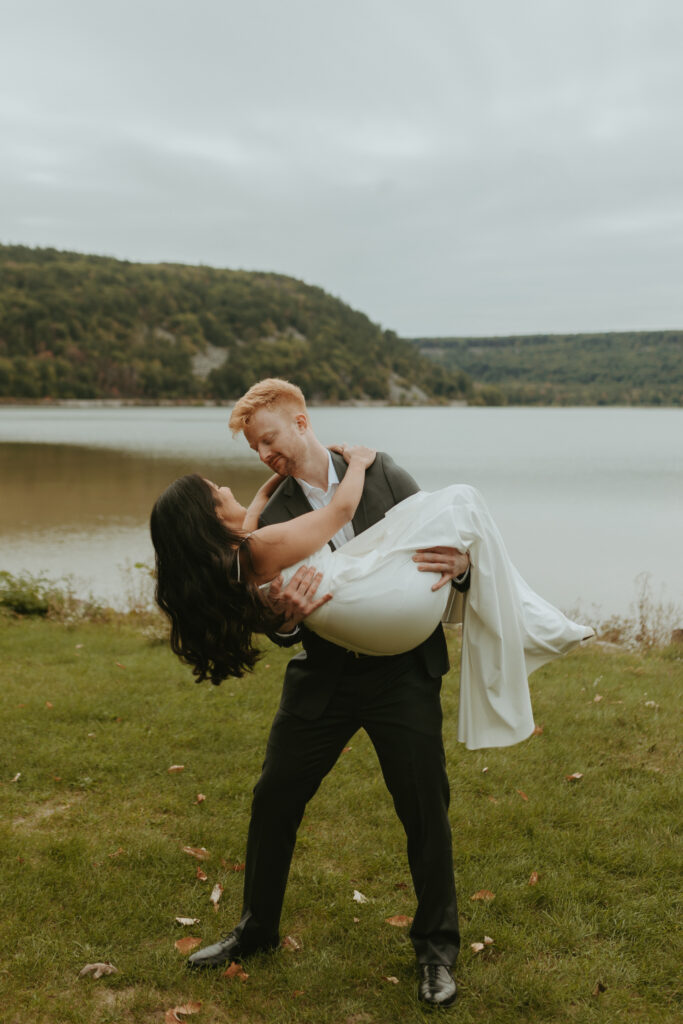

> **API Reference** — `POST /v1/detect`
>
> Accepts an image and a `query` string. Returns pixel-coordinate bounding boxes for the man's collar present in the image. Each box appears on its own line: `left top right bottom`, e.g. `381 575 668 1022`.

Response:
296 450 338 495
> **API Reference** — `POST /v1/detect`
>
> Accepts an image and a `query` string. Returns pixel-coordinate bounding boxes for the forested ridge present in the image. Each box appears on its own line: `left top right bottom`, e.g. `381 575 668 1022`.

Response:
2 245 678 405
0 244 468 403
414 332 682 406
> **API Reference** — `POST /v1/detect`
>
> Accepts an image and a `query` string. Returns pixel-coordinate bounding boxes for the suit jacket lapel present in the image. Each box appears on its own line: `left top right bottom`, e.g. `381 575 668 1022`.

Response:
278 475 316 520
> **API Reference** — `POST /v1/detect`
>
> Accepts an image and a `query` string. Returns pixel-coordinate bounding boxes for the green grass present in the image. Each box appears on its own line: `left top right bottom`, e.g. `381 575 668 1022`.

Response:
0 613 680 1023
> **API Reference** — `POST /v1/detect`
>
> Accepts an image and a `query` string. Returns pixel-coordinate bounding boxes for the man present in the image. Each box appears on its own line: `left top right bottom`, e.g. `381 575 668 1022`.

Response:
188 379 470 1008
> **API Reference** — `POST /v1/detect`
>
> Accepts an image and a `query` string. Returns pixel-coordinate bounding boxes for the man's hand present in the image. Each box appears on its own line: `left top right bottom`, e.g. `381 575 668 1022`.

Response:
266 566 332 632
413 546 470 591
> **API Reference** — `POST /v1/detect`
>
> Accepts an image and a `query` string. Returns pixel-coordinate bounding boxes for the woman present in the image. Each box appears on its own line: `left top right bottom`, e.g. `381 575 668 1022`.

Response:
151 444 592 749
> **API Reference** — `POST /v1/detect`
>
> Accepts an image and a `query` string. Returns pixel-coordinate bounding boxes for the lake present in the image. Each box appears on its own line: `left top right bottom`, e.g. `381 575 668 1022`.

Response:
1 405 681 620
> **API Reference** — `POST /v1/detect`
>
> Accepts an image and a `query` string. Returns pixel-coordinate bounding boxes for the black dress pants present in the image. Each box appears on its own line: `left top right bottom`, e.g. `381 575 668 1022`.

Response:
231 650 460 966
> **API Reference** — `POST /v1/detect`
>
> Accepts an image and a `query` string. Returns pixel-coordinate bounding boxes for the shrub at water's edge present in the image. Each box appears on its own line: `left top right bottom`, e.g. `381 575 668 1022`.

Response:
2 567 681 650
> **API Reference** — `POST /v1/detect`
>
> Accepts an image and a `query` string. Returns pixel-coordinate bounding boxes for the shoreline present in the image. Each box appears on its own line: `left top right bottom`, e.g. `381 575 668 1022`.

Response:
0 397 471 409
1 398 680 410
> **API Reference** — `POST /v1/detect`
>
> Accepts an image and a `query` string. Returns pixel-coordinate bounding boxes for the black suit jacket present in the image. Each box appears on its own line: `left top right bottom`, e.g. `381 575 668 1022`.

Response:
259 451 454 719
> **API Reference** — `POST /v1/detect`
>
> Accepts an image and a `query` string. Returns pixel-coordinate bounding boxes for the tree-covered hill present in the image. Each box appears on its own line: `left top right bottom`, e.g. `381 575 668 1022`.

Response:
0 244 469 403
414 332 682 406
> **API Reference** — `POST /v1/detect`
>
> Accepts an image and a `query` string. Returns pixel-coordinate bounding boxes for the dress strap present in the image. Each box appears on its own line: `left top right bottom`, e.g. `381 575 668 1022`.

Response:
236 533 253 585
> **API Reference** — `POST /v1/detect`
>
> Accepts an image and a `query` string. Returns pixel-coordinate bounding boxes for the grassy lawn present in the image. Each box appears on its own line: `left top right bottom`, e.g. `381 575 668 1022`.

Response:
0 614 680 1023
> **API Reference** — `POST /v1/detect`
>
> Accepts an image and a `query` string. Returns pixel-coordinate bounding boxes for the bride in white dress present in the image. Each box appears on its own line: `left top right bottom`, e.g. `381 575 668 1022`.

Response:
150 445 592 751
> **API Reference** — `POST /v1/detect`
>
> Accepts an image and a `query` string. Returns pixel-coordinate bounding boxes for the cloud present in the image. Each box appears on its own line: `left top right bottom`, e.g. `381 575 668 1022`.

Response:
1 0 682 334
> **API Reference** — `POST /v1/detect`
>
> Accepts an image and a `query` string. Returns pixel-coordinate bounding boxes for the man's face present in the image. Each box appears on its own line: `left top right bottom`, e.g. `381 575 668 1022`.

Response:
243 405 309 478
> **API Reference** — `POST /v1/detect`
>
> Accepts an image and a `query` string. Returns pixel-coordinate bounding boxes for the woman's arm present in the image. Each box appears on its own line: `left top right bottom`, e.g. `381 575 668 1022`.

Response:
246 445 375 583
242 473 285 533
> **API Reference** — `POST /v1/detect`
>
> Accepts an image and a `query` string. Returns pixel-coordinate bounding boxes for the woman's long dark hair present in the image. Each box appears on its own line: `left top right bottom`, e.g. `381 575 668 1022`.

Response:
150 474 276 684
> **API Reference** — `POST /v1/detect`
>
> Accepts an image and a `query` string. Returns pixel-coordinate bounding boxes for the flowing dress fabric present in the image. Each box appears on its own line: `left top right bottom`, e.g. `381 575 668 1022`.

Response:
276 485 591 751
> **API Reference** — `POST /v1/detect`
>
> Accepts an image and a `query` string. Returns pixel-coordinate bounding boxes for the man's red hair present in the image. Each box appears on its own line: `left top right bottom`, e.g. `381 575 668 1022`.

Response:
228 378 307 435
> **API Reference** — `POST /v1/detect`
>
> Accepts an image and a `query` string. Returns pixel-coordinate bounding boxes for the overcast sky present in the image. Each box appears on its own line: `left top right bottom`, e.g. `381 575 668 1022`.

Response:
2 0 681 336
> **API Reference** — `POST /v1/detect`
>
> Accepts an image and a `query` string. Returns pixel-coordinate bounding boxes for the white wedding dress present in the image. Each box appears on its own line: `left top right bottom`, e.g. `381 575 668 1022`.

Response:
277 485 592 751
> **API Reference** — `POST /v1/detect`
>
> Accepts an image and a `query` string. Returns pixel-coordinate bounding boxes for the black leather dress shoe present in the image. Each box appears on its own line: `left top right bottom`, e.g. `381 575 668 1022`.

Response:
417 964 457 1007
187 933 243 969
188 929 279 969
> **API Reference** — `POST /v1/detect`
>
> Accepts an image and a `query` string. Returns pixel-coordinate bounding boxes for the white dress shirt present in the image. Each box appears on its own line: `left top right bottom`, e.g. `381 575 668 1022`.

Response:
295 451 355 550
274 452 354 637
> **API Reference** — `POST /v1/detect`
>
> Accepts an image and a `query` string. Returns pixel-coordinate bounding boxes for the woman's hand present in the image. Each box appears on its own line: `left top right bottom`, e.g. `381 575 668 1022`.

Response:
329 443 376 469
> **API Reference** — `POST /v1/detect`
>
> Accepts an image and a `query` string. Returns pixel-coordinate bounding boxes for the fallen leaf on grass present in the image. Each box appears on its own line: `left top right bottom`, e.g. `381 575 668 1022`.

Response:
210 883 223 910
115 662 126 669
394 881 408 890
45 701 53 708
353 917 360 923
342 746 352 753
592 981 607 997
484 935 494 944
196 867 208 881
75 643 83 649
223 962 249 981
174 936 202 954
221 858 246 871
109 847 124 859
175 917 200 926
565 772 584 782
10 772 21 783
292 989 305 997
593 694 603 703
353 889 368 903
168 765 185 773
282 935 301 951
195 793 206 804
385 915 413 927
487 796 499 803
528 871 540 886
470 890 495 902
644 700 659 709
517 789 529 801
482 766 489 773
165 1001 202 1023
471 942 485 953
532 724 544 735
382 975 400 985
78 962 118 979
183 845 210 860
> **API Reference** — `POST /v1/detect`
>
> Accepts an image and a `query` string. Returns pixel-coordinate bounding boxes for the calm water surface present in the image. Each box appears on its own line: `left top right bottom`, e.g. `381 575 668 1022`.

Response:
1 406 681 617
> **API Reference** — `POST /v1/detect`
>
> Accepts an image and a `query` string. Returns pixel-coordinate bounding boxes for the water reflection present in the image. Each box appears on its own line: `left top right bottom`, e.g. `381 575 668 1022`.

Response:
0 443 270 606
0 443 268 534
1 406 681 618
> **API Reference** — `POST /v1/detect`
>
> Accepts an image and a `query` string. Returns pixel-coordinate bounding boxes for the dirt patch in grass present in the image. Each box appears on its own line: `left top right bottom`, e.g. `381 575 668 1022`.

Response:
12 791 87 830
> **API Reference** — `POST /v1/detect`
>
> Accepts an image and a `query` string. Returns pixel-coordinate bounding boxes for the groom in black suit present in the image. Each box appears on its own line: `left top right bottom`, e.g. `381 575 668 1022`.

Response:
188 379 470 1008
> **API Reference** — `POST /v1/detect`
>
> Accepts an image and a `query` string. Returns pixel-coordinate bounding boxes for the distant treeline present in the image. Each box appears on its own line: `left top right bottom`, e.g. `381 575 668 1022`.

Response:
414 332 683 406
0 244 469 403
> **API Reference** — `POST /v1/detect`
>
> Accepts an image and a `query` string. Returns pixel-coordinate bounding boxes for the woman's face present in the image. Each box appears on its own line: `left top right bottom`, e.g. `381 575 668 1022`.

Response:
207 481 247 531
